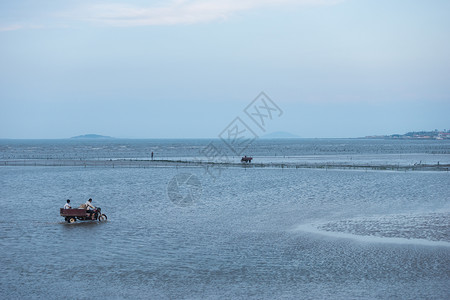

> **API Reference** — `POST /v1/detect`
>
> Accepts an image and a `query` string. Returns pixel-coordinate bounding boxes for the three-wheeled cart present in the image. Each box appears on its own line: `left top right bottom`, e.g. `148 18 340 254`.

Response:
60 207 107 223
241 156 253 163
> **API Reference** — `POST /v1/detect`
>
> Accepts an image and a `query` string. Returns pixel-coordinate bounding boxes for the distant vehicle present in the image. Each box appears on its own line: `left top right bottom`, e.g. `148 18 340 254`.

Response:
60 207 107 223
241 156 253 163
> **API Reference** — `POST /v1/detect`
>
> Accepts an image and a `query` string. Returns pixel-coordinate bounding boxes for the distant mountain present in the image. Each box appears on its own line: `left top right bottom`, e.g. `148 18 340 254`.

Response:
71 134 114 139
261 131 300 139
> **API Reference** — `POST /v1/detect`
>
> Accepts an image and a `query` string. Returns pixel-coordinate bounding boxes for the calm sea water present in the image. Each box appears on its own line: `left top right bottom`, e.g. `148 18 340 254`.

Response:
0 139 449 299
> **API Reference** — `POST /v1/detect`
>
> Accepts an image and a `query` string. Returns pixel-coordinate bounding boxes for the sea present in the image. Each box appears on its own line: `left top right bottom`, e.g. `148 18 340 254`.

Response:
0 138 449 299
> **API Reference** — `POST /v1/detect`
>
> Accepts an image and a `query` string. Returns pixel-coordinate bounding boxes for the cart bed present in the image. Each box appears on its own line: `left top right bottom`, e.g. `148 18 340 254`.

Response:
60 208 89 217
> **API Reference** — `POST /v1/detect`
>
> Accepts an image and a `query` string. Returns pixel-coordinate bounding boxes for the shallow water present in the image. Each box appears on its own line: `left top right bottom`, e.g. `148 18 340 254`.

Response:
1 138 449 161
0 162 449 299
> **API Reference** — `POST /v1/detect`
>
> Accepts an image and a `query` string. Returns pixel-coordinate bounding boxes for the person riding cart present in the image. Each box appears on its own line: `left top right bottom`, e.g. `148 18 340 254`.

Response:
85 198 95 220
64 199 71 209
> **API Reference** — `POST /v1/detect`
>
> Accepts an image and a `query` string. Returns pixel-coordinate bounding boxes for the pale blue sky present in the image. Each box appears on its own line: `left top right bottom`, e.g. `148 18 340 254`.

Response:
1 0 449 138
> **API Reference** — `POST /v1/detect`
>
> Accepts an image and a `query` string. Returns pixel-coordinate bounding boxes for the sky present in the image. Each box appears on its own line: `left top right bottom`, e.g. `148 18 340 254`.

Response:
1 0 449 139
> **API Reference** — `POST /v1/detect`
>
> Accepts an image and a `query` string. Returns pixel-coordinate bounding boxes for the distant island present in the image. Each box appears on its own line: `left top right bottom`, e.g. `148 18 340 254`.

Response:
71 134 114 139
365 130 449 140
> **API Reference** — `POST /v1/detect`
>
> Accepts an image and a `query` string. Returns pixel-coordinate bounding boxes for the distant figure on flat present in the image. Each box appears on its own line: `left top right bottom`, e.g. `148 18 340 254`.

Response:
241 156 253 163
151 151 154 160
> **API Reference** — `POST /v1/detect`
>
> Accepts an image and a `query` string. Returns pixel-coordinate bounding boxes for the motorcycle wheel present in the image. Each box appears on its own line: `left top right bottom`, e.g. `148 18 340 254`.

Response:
98 214 107 222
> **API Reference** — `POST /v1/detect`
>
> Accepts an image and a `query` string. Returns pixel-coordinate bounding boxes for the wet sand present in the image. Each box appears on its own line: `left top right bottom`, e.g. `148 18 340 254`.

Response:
1 158 449 171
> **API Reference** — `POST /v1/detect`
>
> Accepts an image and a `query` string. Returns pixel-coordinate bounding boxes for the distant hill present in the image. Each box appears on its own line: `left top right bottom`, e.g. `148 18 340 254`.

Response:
364 130 449 140
261 131 300 139
71 134 114 139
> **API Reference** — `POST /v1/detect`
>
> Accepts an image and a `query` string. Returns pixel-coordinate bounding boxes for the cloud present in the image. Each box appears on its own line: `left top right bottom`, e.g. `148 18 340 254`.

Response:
0 0 344 32
0 24 47 32
78 0 344 27
0 24 23 32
